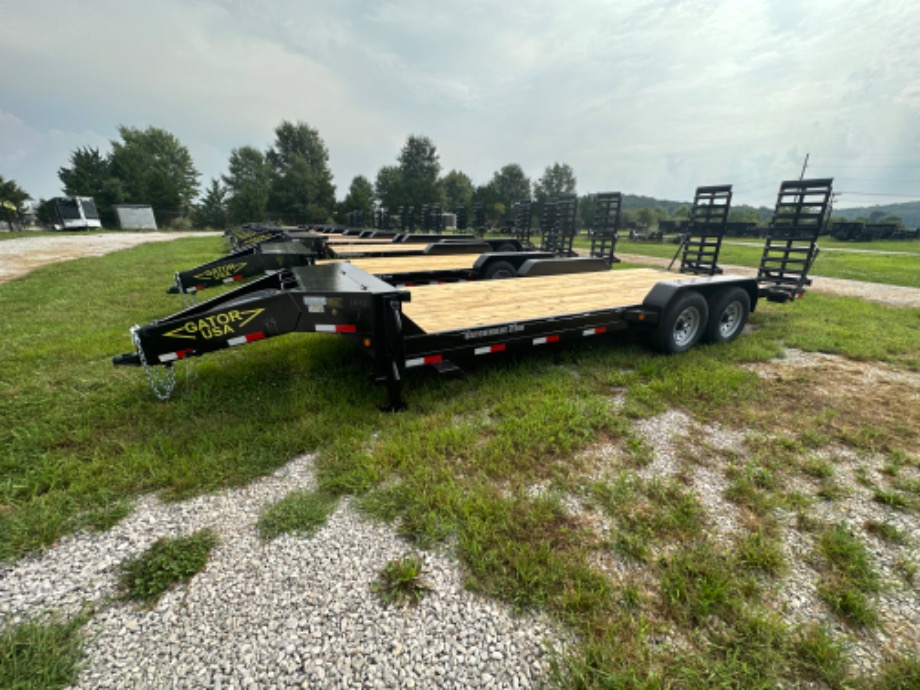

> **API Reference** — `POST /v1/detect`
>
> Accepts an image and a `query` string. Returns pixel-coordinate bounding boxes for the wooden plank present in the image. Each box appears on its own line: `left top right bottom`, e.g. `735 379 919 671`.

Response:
330 244 426 255
403 268 672 333
318 255 477 274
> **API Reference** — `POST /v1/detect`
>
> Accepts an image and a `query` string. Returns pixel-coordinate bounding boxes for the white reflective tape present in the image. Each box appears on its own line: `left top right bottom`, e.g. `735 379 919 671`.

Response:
227 336 247 347
315 324 336 332
405 357 424 368
159 352 179 363
474 346 490 355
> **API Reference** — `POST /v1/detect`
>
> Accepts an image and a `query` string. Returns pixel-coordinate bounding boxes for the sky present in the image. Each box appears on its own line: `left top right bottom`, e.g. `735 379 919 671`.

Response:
1 0 919 211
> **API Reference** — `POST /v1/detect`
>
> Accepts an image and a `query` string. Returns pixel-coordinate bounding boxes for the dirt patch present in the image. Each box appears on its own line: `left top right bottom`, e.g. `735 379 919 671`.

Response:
742 349 920 454
0 232 220 285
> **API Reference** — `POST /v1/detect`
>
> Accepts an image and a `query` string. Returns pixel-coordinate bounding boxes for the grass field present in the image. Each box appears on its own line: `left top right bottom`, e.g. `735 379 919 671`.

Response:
1 234 918 688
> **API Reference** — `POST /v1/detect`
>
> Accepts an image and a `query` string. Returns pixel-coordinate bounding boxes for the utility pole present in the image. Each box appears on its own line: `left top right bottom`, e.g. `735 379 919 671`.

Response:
799 153 809 180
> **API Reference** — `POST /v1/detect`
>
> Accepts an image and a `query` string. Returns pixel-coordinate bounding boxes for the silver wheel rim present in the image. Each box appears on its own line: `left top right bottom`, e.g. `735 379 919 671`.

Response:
494 268 514 278
719 301 743 338
673 306 702 348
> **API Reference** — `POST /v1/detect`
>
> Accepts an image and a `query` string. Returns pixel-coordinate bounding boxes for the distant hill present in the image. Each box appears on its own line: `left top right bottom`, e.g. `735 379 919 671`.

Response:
834 200 920 228
617 193 773 222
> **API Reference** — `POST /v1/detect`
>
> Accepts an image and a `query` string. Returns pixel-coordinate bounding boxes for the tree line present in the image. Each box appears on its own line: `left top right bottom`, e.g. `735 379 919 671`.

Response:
4 119 910 231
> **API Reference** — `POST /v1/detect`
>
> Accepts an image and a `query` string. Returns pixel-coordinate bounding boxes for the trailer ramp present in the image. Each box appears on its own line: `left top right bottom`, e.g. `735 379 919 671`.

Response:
758 178 833 302
588 192 623 263
673 185 732 275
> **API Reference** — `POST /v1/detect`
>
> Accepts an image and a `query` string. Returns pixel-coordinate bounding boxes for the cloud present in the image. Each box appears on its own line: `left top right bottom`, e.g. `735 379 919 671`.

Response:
0 0 917 208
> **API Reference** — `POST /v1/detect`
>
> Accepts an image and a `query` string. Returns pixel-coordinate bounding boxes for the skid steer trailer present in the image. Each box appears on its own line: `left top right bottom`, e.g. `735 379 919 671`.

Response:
115 262 764 408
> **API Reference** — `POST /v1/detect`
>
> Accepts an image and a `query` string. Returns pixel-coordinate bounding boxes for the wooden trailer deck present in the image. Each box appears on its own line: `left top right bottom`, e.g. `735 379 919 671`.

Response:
325 236 396 245
319 255 478 274
402 268 680 333
328 243 434 255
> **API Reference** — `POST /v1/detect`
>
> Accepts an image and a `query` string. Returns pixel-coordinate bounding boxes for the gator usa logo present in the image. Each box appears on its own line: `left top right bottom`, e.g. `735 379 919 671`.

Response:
165 308 264 340
193 262 247 282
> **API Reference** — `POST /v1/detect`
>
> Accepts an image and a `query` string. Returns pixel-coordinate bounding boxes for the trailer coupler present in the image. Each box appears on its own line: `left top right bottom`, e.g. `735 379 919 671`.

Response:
112 352 142 366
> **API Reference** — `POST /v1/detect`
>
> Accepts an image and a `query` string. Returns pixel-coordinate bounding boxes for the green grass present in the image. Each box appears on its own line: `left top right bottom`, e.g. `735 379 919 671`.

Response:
116 529 219 605
815 523 882 627
371 554 433 607
257 489 338 540
3 235 920 686
0 612 89 690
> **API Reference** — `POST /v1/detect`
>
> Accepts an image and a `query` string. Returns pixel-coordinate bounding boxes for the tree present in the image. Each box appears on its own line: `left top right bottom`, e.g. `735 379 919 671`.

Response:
338 175 375 223
223 146 272 224
374 165 403 211
57 146 120 226
397 135 442 210
109 126 200 226
0 174 30 207
475 164 531 225
439 169 474 212
192 178 228 229
0 174 30 230
266 120 336 223
533 162 577 203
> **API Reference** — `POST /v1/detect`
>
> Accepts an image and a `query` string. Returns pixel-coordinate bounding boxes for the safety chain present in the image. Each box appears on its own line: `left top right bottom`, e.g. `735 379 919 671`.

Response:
131 326 176 400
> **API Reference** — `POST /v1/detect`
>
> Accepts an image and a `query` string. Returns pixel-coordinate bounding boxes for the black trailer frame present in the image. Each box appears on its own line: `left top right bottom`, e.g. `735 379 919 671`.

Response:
117 262 763 409
116 178 832 409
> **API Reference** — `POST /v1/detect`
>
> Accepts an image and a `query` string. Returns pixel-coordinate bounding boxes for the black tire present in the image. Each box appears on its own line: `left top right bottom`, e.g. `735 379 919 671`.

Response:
482 260 517 279
496 242 517 252
704 287 750 344
651 291 708 354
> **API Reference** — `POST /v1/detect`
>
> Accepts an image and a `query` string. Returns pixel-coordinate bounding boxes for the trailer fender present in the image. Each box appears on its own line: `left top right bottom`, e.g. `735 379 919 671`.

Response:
517 257 610 277
643 277 758 315
425 241 491 255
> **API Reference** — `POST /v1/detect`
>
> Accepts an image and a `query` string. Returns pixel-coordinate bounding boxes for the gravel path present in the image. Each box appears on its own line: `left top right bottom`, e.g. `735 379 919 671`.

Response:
0 232 218 285
0 456 560 689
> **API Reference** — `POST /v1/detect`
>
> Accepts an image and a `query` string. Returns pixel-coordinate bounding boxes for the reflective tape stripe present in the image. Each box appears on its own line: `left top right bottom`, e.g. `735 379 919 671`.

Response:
474 344 507 355
315 324 357 333
158 348 194 363
533 334 560 345
405 354 442 368
222 275 243 284
582 326 607 336
227 332 265 347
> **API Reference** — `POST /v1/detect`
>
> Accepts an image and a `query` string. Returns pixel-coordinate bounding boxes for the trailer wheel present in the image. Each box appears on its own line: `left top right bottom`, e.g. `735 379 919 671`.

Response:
704 287 750 344
496 242 517 252
483 260 517 279
651 291 708 354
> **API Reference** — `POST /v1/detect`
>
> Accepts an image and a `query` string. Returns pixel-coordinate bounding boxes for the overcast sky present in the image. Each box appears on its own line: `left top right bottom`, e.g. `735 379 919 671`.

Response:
2 0 918 210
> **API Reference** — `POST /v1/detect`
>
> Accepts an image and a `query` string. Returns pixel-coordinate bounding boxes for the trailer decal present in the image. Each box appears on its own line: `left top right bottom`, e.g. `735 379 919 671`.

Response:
474 344 507 355
462 324 524 341
304 297 327 313
315 324 357 333
533 335 560 345
164 308 264 340
406 355 443 368
582 327 607 336
193 262 247 282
